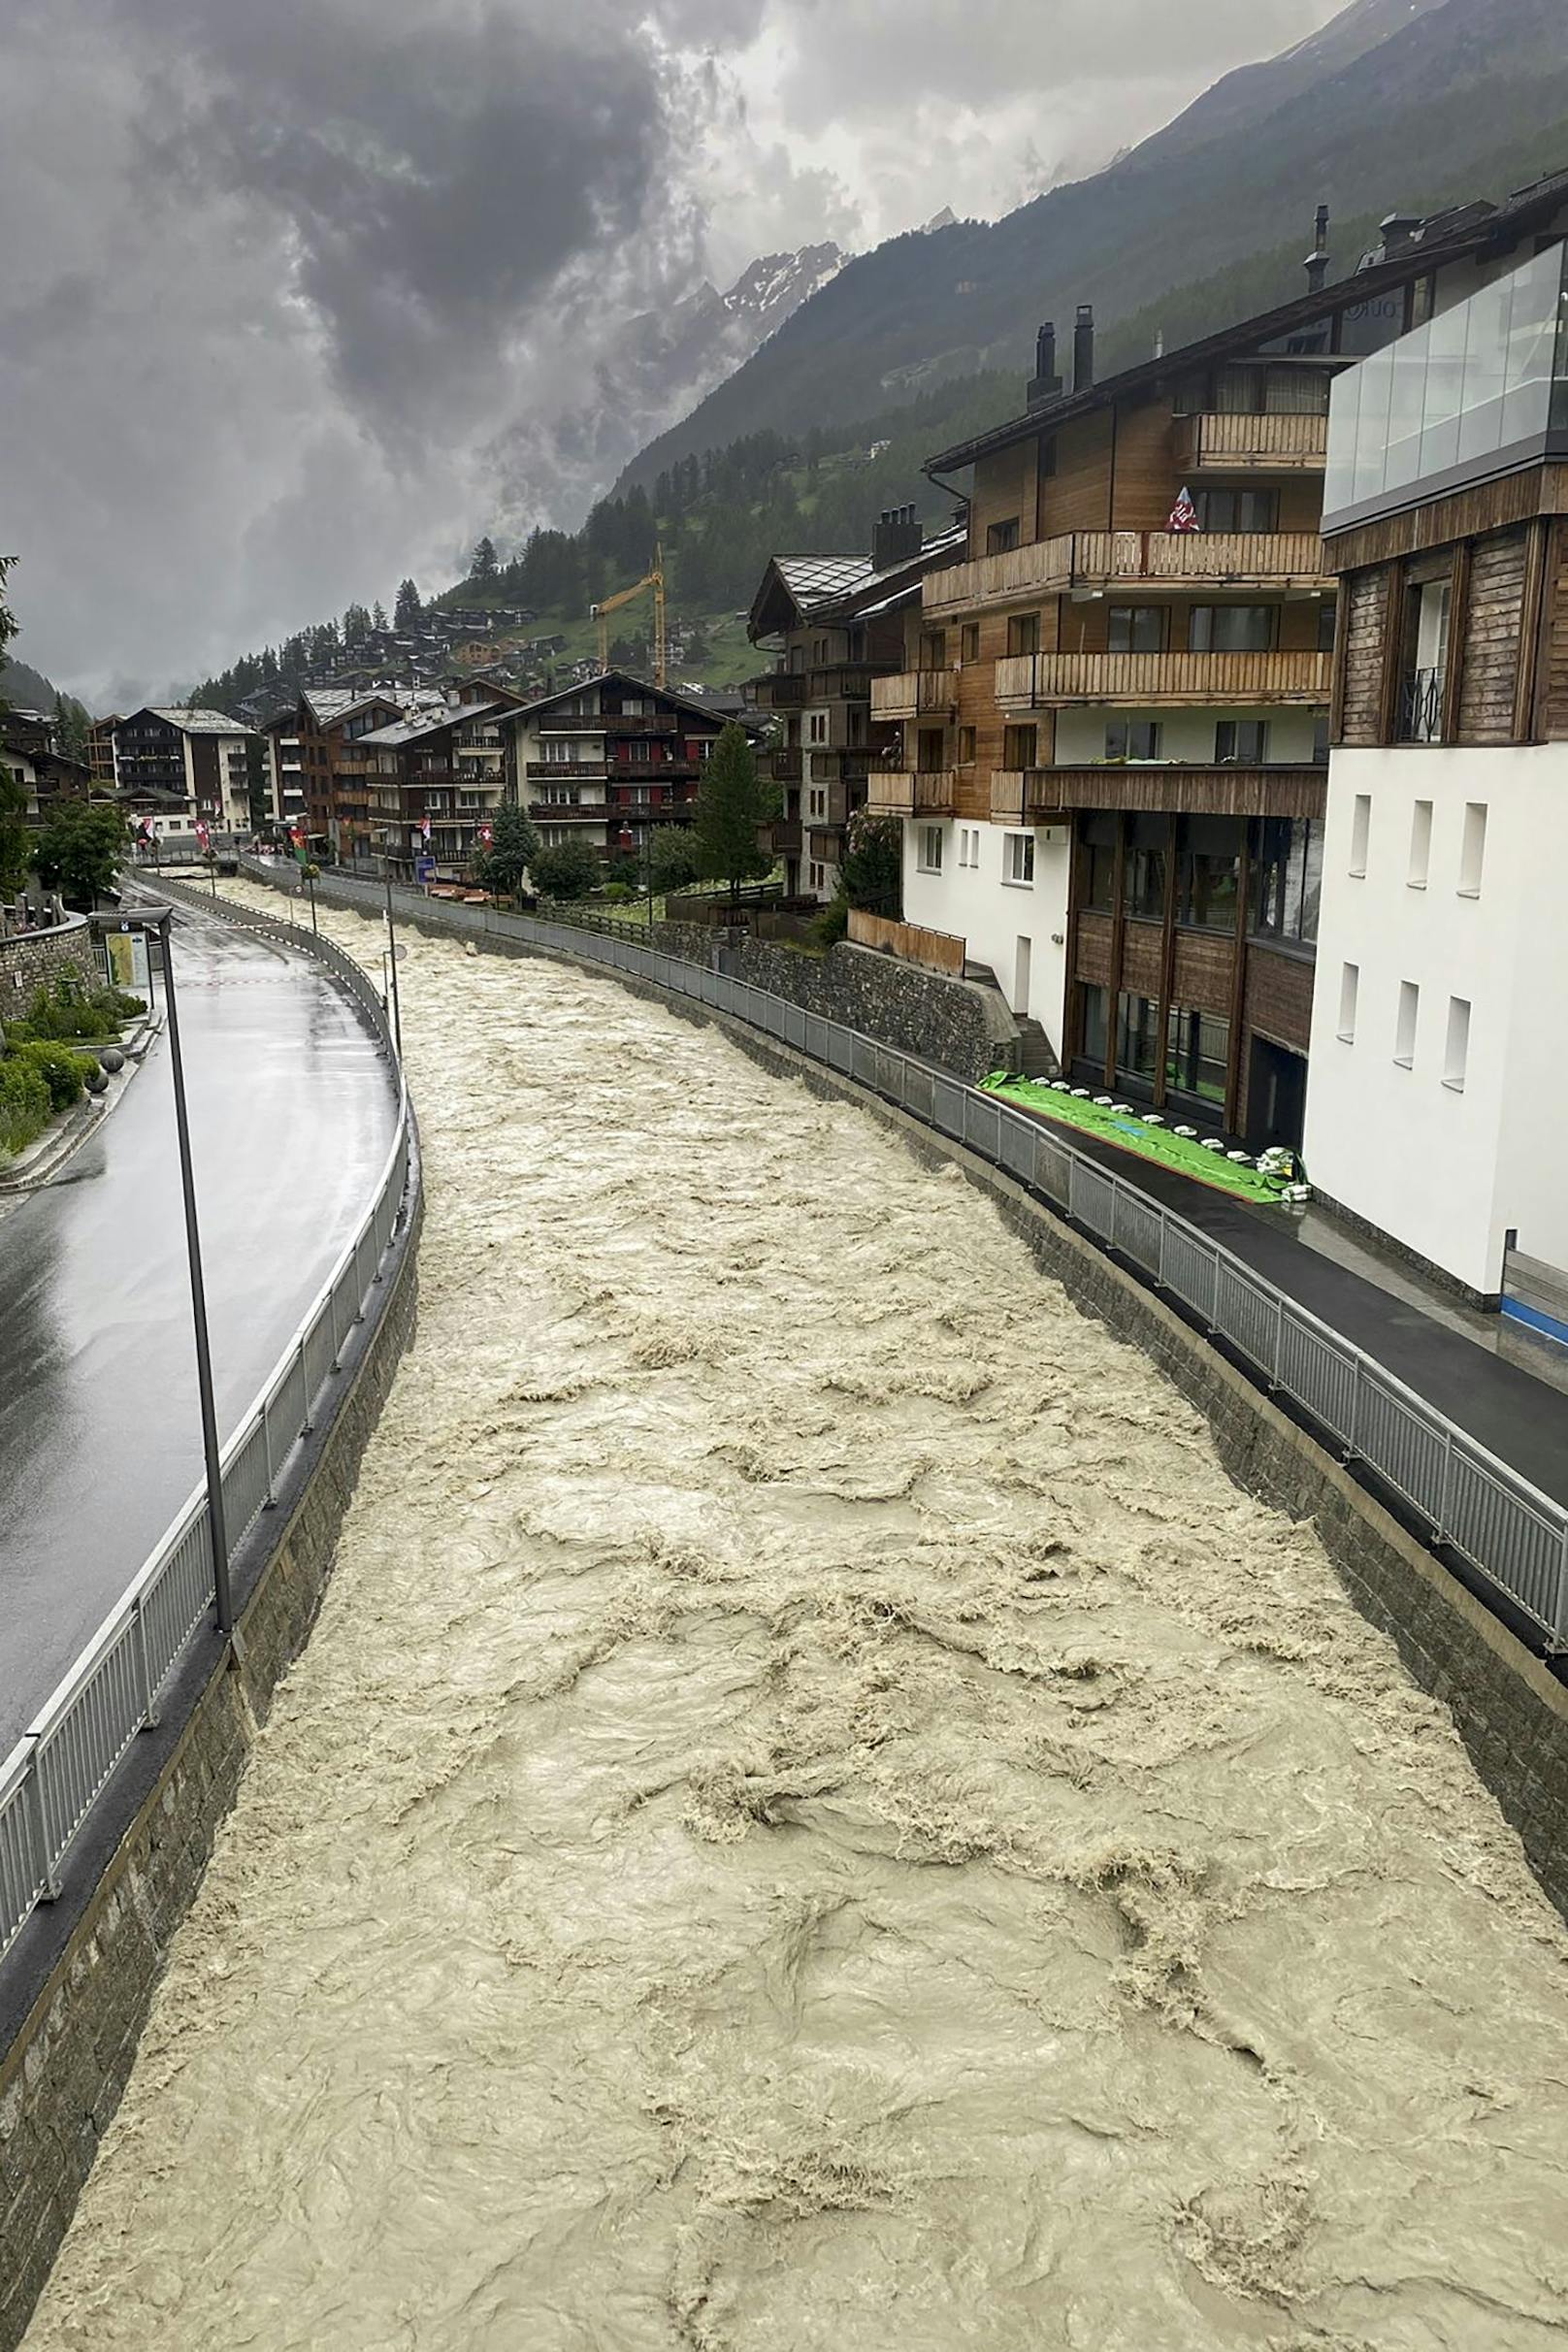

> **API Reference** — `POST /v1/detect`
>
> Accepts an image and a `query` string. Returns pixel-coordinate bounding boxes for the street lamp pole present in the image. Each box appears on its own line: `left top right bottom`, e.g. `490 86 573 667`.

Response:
121 907 235 1642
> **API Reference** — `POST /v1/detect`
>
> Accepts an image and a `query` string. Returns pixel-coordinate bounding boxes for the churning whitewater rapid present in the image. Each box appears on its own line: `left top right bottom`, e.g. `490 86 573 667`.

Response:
23 886 1568 2351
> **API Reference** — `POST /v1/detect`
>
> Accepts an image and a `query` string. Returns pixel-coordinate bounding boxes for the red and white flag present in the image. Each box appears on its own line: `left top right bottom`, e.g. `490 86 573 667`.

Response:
420 814 432 843
1165 484 1200 534
194 818 212 851
477 820 494 847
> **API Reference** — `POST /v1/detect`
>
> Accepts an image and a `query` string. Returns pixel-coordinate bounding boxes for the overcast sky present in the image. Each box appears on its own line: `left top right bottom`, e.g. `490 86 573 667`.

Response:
2 0 1343 708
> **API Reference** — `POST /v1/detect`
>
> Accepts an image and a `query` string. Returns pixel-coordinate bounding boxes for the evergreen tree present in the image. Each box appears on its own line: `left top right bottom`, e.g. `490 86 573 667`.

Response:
394 578 422 629
692 723 774 905
476 801 539 898
469 536 499 581
836 809 902 918
373 601 388 633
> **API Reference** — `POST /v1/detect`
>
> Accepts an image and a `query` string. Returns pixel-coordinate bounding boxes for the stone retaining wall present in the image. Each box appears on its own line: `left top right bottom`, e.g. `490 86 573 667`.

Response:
0 917 101 1018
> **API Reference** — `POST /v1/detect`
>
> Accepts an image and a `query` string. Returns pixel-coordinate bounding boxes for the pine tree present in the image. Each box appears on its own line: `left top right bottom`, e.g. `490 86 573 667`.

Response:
693 724 774 906
373 602 388 633
477 802 539 899
469 537 499 581
394 578 422 630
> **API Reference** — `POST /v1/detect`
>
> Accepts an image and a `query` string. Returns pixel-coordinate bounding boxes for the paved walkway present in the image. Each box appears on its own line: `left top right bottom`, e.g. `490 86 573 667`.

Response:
1033 1120 1568 1513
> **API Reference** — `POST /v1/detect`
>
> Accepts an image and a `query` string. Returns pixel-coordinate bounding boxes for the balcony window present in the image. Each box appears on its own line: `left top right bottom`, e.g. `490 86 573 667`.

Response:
1165 1006 1229 1105
918 825 943 873
1397 578 1450 742
1006 611 1041 658
1216 719 1268 765
958 725 977 764
1003 833 1034 886
1175 814 1243 930
1195 488 1277 532
1105 719 1162 762
1115 992 1161 1083
1251 817 1322 944
1081 812 1118 911
1002 723 1037 770
960 623 980 662
1127 813 1167 920
1190 604 1277 652
985 518 1020 555
1107 605 1165 654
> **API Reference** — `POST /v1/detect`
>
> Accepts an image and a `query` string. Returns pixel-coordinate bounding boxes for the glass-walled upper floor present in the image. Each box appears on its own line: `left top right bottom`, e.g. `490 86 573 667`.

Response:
1323 242 1568 529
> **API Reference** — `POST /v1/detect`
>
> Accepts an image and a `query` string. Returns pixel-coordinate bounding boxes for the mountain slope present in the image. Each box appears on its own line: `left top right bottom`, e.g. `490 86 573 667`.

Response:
621 0 1568 488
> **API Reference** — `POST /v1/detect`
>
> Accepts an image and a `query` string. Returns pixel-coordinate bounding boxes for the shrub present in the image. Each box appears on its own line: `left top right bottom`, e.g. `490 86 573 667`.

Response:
16 1040 98 1110
808 898 850 949
11 976 143 1042
0 1054 51 1157
601 881 639 905
532 838 603 902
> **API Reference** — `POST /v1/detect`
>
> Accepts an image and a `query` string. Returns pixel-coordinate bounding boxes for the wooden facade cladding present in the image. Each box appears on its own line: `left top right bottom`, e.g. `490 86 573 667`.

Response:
1335 567 1394 744
990 770 1069 823
923 529 1329 616
1456 528 1529 742
1321 462 1568 575
1074 911 1114 987
996 649 1332 708
1049 764 1326 819
1176 411 1328 473
1244 942 1316 1055
1539 516 1568 737
867 769 959 815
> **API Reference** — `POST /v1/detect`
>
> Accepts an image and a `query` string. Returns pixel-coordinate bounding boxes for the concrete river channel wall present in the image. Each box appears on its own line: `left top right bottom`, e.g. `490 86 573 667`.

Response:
3 866 1568 2348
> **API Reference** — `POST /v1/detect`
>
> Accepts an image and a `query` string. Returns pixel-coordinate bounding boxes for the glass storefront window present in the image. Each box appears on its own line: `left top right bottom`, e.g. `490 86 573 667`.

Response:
1176 815 1243 930
1078 982 1108 1070
1165 1006 1230 1104
1251 818 1322 944
1116 992 1161 1083
1081 812 1117 911
1127 813 1166 919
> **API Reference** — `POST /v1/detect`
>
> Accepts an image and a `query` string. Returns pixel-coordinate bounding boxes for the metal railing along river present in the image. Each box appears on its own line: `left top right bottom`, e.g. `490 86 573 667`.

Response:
249 857 1568 1663
0 892 413 1966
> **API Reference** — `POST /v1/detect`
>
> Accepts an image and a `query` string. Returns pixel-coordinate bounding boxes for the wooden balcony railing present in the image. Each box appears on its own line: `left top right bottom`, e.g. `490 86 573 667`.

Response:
1043 762 1328 818
995 649 1333 708
924 530 1330 615
869 667 960 720
526 760 606 779
1177 410 1329 473
603 711 678 735
866 769 914 814
989 769 1069 824
748 672 806 707
528 799 609 821
872 769 961 814
766 745 802 781
763 818 802 854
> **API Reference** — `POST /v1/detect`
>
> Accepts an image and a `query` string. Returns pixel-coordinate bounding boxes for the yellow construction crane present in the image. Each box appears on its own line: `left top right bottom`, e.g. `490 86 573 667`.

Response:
591 544 667 687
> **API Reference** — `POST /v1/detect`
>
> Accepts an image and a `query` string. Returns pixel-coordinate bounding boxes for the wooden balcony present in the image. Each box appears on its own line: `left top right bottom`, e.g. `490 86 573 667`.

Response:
1043 762 1328 819
527 799 609 822
766 745 802 782
747 672 806 708
603 711 677 735
990 769 1070 824
995 649 1333 708
866 768 958 815
924 529 1330 615
763 818 801 855
870 667 960 721
526 760 606 779
807 827 845 864
1177 411 1328 474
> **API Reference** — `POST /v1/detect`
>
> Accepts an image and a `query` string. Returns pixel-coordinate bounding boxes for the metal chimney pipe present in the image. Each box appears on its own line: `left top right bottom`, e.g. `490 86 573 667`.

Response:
1073 304 1094 393
1305 204 1330 294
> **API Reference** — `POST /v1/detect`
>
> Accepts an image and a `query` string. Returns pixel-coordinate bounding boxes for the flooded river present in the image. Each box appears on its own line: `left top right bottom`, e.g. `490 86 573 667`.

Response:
23 887 1568 2350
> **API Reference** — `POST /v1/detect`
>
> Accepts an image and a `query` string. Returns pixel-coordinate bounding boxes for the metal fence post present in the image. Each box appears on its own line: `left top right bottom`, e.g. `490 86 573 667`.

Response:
1271 1293 1286 1391
1553 1521 1568 1655
1433 1426 1454 1545
1344 1355 1362 1463
133 1596 161 1728
25 1756 59 1901
261 1394 277 1508
299 1335 315 1434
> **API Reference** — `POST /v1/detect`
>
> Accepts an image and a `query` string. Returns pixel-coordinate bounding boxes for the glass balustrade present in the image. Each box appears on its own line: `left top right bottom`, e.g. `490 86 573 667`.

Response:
1323 243 1568 526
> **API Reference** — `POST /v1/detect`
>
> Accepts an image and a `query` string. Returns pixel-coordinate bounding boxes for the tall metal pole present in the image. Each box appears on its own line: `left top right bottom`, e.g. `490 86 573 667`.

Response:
155 913 234 1640
307 871 317 936
383 863 404 1061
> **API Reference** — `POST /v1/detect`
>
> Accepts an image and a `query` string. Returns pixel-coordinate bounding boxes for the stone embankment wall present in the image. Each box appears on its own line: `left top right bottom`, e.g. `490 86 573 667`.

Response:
656 923 1018 1082
0 1018 421 2352
0 916 101 1016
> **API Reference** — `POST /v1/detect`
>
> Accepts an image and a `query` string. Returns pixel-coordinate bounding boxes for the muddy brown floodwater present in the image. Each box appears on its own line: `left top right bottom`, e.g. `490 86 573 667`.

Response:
23 887 1568 2351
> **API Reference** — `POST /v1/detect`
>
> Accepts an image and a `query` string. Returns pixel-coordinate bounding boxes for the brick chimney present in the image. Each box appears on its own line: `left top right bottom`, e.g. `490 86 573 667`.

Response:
871 506 923 570
1027 320 1062 408
1072 304 1094 394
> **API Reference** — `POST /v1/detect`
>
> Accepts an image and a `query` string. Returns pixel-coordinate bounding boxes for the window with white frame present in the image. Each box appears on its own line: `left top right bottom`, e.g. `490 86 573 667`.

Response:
808 712 828 743
1443 996 1470 1092
1395 979 1420 1068
918 825 943 872
1337 962 1358 1042
1459 802 1486 897
1003 833 1034 886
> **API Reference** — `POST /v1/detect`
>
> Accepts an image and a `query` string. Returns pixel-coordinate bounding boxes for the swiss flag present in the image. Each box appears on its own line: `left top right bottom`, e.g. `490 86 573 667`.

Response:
1166 485 1200 534
477 821 494 847
194 819 212 851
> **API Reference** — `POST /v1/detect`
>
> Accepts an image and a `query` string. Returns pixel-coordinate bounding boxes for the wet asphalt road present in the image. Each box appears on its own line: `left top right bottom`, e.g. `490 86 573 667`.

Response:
0 898 397 1754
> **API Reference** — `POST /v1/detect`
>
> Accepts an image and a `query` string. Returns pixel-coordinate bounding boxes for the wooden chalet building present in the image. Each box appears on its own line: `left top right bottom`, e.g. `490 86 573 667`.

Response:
745 514 964 902
112 706 259 836
358 682 528 878
877 180 1568 1151
501 670 746 866
0 708 91 822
